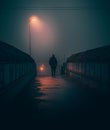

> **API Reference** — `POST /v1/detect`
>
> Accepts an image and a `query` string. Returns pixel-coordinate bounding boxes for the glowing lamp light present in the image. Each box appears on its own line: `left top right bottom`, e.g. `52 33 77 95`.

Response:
40 64 45 72
29 16 39 24
29 15 43 31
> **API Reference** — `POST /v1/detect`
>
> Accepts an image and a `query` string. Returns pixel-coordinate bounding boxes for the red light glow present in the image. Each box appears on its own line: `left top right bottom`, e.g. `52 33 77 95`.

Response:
40 64 45 72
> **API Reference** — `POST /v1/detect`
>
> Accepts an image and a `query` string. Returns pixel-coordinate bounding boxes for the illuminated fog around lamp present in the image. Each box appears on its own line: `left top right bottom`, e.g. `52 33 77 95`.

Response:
28 15 58 52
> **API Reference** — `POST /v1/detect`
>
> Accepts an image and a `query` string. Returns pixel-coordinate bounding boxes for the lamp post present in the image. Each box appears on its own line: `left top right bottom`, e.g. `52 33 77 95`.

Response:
29 21 31 56
28 16 38 56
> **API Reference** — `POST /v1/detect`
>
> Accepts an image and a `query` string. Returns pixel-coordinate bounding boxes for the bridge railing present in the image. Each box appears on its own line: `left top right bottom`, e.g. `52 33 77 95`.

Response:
67 45 110 86
0 41 36 91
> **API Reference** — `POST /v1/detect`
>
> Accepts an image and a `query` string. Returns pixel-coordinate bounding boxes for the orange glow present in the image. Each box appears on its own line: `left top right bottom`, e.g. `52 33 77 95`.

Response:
28 15 57 48
40 64 45 72
29 15 43 31
29 16 39 24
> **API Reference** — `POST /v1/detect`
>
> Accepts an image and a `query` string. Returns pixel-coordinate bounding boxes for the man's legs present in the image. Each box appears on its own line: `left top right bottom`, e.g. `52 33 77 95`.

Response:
53 67 56 77
51 67 54 77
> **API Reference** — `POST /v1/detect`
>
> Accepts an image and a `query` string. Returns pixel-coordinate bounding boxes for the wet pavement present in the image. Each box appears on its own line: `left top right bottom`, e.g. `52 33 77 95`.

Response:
0 76 110 129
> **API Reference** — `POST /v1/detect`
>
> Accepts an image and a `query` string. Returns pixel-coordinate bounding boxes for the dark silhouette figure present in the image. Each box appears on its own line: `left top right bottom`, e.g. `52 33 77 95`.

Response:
49 54 58 77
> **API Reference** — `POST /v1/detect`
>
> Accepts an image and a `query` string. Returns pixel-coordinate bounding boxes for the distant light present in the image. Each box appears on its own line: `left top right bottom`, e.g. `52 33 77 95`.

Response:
40 64 45 72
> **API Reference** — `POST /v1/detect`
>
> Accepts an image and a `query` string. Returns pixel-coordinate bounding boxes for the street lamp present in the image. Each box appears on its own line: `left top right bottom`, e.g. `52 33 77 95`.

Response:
28 16 38 56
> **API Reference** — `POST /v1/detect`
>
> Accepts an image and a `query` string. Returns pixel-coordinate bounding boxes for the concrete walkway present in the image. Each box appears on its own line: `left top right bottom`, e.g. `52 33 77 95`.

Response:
0 76 110 129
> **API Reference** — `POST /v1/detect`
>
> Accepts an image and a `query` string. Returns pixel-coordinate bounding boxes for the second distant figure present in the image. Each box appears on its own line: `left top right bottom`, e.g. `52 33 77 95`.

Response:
49 54 58 77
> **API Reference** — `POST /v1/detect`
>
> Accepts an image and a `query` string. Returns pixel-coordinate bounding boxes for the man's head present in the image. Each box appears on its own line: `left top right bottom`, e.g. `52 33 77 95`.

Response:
52 54 55 57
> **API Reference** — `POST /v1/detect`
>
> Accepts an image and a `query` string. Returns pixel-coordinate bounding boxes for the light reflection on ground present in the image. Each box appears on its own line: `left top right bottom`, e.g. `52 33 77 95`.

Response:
31 76 110 124
32 76 69 111
1 76 110 129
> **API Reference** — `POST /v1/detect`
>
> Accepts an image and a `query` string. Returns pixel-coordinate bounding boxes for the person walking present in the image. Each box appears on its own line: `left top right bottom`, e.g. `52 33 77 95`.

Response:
49 54 58 77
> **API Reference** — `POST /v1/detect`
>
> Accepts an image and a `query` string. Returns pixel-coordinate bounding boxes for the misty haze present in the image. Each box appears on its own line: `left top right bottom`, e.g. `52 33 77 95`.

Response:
0 0 110 130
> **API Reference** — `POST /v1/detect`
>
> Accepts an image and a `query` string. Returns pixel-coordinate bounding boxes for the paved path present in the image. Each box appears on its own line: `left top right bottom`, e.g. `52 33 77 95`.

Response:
0 76 110 129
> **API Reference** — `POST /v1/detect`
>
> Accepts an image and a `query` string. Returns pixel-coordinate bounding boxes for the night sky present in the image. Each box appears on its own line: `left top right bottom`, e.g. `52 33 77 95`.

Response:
0 0 110 73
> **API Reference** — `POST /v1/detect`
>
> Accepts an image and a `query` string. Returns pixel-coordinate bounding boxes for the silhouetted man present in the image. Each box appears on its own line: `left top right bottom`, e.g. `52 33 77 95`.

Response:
49 54 58 77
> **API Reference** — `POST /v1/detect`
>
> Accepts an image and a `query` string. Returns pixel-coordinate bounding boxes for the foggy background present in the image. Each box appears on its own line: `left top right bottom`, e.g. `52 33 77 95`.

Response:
0 0 109 75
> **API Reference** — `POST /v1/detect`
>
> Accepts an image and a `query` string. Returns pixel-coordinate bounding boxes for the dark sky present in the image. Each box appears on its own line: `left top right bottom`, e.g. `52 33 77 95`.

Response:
0 0 110 67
